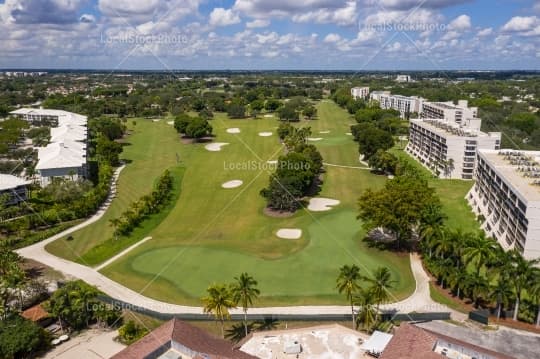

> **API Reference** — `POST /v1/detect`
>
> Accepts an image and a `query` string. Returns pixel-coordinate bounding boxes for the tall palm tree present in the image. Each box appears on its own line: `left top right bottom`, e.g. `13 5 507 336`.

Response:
464 272 489 308
506 250 539 321
432 229 454 260
201 284 236 338
231 273 260 337
530 277 540 327
336 264 362 329
354 288 378 332
463 232 496 275
368 267 395 311
488 277 513 321
419 204 447 258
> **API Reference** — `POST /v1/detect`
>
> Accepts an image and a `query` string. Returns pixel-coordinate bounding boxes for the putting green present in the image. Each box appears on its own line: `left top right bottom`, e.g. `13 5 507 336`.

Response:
48 101 433 305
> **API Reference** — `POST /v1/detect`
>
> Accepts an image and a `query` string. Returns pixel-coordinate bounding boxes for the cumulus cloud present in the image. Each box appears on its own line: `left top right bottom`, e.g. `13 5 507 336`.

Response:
324 33 341 43
448 15 471 31
502 16 538 32
365 0 473 10
292 1 357 26
209 8 241 27
6 0 86 24
476 27 493 37
246 19 270 28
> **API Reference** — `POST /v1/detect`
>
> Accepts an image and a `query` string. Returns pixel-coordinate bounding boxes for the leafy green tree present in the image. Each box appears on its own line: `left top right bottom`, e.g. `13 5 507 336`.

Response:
278 105 299 121
185 117 212 139
96 135 123 166
202 284 236 338
45 280 99 331
118 320 148 344
506 250 540 320
174 113 192 134
303 105 317 120
0 245 26 319
277 123 294 140
336 264 362 329
368 150 398 174
352 123 394 160
358 175 441 249
264 99 281 112
231 273 260 337
227 103 246 119
0 315 49 359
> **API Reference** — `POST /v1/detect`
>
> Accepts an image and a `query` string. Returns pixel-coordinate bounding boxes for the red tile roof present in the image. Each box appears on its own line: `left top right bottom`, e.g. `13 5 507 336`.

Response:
21 304 49 322
380 323 515 359
111 318 257 359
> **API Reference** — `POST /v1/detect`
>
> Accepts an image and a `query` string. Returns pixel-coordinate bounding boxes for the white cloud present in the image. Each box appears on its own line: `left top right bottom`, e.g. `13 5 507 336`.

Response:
371 0 473 10
476 27 493 37
246 19 270 28
502 16 538 32
256 31 279 44
324 33 341 43
292 1 357 26
448 15 471 31
209 8 241 27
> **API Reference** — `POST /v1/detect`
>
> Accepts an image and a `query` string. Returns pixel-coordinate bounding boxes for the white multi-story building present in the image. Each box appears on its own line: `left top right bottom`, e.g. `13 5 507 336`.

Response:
0 174 30 205
406 119 501 179
369 91 424 118
10 108 88 186
421 100 478 125
467 149 540 259
396 74 412 83
351 87 370 100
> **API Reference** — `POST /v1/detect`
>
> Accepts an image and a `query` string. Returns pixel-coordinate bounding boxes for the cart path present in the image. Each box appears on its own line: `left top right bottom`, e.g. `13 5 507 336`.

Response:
94 236 152 270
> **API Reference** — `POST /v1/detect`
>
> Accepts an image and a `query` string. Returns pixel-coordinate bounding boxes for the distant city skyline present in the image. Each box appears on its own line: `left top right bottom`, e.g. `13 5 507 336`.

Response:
0 0 539 70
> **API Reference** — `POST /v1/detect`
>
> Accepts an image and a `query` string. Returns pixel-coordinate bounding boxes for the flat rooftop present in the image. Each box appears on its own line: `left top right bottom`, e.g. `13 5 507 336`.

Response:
410 119 496 138
479 149 540 203
240 324 373 359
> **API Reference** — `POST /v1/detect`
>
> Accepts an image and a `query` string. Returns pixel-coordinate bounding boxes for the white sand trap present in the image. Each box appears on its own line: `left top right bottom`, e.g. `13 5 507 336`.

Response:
319 130 330 134
226 128 241 134
264 114 274 118
266 160 278 164
259 132 273 137
205 142 229 152
167 121 174 125
222 180 243 189
276 228 302 239
346 132 353 136
388 175 395 179
308 137 323 141
308 198 341 212
152 119 161 122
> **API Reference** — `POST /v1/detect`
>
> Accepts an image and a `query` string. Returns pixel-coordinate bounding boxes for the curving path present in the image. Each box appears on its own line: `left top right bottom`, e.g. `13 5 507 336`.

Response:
16 165 464 319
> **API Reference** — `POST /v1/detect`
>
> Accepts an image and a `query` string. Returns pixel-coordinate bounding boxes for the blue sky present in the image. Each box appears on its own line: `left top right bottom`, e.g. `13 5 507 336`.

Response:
0 0 539 70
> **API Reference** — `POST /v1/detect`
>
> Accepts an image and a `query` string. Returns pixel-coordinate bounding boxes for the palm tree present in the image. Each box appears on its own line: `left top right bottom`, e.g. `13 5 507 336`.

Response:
464 272 489 308
231 273 260 337
336 264 362 329
432 229 454 260
447 270 468 298
488 278 513 321
201 284 236 338
354 288 378 332
109 218 122 240
463 232 496 275
419 204 447 258
506 250 539 320
368 267 395 311
530 277 540 327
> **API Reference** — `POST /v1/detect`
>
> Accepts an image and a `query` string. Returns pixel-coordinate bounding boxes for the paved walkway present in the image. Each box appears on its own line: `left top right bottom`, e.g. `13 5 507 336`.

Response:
323 162 370 170
16 164 464 318
94 237 152 270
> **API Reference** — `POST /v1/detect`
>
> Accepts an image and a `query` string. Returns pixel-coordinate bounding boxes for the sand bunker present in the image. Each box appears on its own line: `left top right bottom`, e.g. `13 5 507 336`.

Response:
152 119 161 122
226 128 241 134
276 228 302 239
266 160 278 164
205 142 229 152
308 198 341 212
346 132 353 136
319 130 330 134
222 180 243 189
308 137 323 141
264 114 274 118
259 132 273 137
167 121 174 125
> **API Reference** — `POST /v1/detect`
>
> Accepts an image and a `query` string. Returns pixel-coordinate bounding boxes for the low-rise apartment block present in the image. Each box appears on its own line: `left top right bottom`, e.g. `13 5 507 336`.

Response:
407 119 501 179
10 108 88 186
467 149 540 259
369 91 424 118
0 174 30 205
421 100 478 125
351 86 370 100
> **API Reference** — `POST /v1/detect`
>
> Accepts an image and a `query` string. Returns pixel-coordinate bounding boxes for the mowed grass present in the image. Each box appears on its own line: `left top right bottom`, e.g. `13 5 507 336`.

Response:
49 101 417 305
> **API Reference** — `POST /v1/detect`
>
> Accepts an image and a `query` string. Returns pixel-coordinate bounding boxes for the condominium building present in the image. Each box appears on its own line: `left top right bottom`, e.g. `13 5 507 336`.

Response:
370 91 424 118
406 119 501 179
10 108 88 186
396 74 412 83
351 86 370 100
421 100 478 125
467 149 540 259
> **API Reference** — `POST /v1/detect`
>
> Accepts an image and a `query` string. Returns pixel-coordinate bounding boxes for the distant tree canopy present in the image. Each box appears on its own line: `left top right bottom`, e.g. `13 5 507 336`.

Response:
174 113 212 139
227 103 246 119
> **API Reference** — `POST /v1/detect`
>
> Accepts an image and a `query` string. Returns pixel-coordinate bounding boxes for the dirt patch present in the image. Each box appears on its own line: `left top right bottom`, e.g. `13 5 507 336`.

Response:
263 207 295 218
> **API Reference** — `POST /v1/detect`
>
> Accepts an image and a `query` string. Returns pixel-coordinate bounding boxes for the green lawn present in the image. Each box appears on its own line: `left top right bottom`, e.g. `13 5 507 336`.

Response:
47 101 421 306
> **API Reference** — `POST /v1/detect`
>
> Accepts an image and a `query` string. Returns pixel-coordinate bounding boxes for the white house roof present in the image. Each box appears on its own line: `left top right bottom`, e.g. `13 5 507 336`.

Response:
360 331 394 354
36 142 86 170
0 174 30 191
10 108 87 126
50 125 87 142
